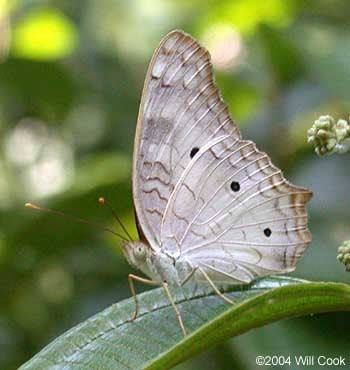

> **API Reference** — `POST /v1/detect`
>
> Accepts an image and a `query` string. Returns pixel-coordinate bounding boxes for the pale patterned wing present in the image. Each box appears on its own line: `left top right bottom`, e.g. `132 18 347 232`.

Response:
133 30 240 249
160 135 312 283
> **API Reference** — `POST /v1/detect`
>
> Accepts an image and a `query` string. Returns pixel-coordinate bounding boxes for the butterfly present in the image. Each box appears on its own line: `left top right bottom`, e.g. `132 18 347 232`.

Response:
119 29 312 336
26 29 313 336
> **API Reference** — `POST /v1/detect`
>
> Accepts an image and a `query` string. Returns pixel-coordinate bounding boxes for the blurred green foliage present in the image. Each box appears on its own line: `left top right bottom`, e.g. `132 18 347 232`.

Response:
0 0 350 369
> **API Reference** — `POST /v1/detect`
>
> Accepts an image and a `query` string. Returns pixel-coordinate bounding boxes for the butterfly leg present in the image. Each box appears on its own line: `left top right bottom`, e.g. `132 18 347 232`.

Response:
198 267 234 305
162 282 187 337
128 274 159 321
180 266 197 286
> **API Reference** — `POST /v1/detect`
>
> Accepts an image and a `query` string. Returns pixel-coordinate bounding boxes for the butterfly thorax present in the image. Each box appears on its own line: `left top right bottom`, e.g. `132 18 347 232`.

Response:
121 241 185 286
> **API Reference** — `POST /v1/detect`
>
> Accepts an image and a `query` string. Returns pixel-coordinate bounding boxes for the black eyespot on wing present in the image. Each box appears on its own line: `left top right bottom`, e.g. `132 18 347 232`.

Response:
190 147 200 158
264 228 272 237
230 181 240 192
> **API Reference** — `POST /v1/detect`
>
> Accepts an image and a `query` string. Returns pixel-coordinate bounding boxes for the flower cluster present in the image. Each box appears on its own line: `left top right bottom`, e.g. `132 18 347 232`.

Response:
307 115 350 156
337 240 350 271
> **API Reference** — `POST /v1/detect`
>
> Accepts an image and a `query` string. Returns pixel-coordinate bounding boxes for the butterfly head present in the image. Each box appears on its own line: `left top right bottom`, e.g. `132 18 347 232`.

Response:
120 240 153 270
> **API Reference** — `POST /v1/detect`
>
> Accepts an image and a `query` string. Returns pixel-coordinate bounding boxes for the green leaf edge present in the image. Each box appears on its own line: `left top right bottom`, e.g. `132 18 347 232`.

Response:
145 281 350 370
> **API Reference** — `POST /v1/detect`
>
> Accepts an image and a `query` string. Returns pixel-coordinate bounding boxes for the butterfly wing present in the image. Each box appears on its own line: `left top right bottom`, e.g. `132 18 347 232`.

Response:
133 29 312 282
160 134 312 283
133 30 240 249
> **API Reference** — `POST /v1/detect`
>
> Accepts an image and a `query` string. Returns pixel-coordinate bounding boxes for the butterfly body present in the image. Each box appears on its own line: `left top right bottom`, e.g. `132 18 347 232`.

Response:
122 241 194 287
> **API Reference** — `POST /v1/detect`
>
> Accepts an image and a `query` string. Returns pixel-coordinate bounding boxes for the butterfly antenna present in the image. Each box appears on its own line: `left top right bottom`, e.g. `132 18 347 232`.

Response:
25 202 129 241
98 197 133 241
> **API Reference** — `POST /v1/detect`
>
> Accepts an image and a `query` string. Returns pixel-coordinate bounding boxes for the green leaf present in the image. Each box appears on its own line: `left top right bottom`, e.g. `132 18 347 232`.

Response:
18 277 350 370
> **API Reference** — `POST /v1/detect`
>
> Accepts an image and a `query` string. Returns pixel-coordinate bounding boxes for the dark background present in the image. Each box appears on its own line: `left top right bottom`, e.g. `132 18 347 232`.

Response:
0 1 349 369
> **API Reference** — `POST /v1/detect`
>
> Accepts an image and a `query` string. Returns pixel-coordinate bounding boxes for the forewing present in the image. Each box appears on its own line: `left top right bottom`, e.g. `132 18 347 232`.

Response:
133 30 240 248
161 135 312 283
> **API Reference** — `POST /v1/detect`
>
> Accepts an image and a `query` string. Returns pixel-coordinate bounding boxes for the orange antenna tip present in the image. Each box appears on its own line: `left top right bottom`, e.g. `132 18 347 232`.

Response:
25 202 39 210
